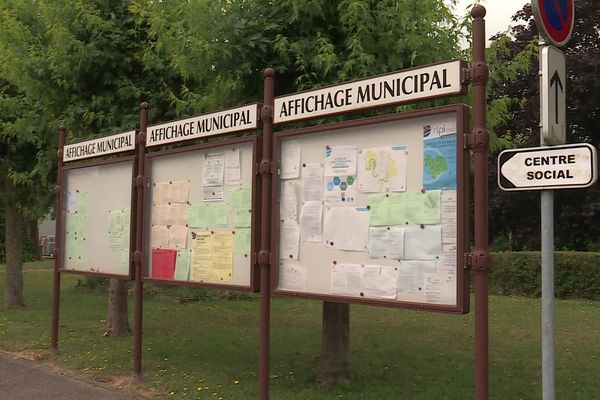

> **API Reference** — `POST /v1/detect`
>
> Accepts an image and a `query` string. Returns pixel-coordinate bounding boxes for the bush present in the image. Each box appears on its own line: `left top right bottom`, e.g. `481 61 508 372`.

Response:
490 252 600 300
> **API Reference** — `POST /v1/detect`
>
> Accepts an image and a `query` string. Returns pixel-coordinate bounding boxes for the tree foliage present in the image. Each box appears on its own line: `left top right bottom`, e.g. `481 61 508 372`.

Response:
487 1 600 251
140 0 466 111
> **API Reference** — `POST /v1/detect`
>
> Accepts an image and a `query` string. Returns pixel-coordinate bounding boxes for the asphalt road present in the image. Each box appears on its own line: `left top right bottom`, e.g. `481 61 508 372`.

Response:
0 351 145 400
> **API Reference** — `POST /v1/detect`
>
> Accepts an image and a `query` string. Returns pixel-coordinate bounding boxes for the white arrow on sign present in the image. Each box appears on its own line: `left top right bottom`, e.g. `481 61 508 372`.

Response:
541 46 566 145
498 144 597 191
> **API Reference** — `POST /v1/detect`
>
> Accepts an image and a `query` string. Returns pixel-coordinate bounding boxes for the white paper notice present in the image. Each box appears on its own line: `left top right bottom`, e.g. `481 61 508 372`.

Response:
280 139 301 179
396 260 438 303
423 272 456 305
153 182 170 205
302 163 323 202
170 180 190 204
67 191 78 212
280 220 300 260
225 148 242 185
323 207 369 251
361 265 399 299
202 152 225 201
368 226 405 260
151 225 169 249
169 203 189 226
442 190 457 244
331 263 362 296
278 260 307 291
152 204 170 226
397 260 436 293
358 146 408 193
279 181 298 221
299 201 323 242
440 243 458 272
324 145 357 176
168 225 188 249
404 225 443 260
202 185 224 202
323 175 357 205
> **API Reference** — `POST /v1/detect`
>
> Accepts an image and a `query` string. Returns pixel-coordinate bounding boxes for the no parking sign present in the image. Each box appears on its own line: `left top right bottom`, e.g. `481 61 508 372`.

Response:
532 0 575 46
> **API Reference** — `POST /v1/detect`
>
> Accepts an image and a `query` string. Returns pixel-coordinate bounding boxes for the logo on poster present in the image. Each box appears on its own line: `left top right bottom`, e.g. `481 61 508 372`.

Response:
423 124 447 139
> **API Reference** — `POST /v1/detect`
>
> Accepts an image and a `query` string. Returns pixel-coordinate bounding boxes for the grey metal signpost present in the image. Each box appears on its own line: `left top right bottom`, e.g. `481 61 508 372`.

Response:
533 2 574 399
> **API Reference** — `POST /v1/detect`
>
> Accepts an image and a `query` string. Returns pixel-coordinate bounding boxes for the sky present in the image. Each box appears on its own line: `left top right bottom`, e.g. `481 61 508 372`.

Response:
451 0 531 42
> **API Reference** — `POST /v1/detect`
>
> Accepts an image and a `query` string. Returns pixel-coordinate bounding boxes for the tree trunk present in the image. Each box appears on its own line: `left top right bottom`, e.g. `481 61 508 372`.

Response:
28 218 41 260
315 301 351 385
105 279 130 336
4 177 25 309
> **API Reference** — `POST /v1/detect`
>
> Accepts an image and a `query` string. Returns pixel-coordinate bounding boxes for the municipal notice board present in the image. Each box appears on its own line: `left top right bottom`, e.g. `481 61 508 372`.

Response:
272 105 470 312
144 137 259 290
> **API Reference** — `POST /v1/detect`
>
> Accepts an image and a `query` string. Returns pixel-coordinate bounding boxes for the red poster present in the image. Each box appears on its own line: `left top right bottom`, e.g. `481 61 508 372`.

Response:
151 248 176 280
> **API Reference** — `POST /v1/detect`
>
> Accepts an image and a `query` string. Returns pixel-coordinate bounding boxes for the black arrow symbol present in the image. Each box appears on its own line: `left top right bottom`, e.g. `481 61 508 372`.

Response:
550 71 564 124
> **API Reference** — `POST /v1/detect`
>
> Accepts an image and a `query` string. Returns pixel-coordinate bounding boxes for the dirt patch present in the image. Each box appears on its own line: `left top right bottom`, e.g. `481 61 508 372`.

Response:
15 349 48 361
97 375 161 399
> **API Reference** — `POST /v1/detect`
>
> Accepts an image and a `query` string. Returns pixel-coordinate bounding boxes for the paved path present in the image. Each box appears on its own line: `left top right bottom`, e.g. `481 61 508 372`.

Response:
0 351 146 400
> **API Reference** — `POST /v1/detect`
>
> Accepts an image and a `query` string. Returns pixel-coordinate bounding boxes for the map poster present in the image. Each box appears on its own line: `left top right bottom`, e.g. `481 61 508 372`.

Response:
357 146 407 193
423 133 457 190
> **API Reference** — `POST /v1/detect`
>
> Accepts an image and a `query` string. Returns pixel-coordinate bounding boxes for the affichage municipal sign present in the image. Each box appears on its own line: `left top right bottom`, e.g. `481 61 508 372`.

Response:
63 130 135 162
146 104 258 147
498 143 597 191
533 0 574 47
274 60 464 124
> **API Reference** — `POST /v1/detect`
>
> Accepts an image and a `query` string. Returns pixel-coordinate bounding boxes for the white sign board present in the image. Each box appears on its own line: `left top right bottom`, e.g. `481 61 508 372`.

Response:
498 144 597 191
63 131 135 162
541 46 566 145
144 138 258 289
274 60 464 124
146 104 258 147
273 106 469 312
62 159 134 277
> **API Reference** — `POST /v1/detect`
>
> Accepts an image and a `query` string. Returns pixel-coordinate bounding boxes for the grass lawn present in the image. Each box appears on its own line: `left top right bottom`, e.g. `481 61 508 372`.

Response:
0 260 599 399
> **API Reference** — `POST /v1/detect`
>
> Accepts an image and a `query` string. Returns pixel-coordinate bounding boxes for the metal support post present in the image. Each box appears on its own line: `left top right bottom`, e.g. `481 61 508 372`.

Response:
471 5 490 400
258 69 275 400
539 40 556 400
133 102 149 381
50 124 67 355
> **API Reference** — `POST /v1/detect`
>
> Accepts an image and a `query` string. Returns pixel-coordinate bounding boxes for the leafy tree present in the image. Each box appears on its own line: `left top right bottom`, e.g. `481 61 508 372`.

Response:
1 0 467 381
142 0 466 384
0 0 181 326
487 1 600 251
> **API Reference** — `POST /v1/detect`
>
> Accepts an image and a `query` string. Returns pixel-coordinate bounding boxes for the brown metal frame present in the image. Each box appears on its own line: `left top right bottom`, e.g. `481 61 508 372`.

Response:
269 104 470 313
50 124 67 355
258 68 275 400
133 103 148 380
141 135 262 292
470 5 490 400
273 59 469 126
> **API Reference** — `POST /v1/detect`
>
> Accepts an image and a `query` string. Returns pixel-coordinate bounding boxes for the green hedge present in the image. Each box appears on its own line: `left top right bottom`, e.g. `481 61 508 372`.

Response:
490 252 600 300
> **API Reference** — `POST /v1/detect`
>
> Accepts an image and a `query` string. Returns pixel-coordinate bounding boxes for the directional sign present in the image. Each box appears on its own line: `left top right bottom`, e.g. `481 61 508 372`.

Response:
541 46 566 145
532 0 574 47
498 144 597 191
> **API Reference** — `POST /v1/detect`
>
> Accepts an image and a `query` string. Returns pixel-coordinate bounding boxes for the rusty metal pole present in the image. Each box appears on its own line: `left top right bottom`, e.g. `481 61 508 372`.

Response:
133 102 149 381
258 69 275 400
471 5 490 400
50 124 67 355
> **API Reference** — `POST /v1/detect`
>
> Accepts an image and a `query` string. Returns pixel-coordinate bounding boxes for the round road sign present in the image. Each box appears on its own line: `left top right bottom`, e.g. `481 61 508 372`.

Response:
532 0 575 47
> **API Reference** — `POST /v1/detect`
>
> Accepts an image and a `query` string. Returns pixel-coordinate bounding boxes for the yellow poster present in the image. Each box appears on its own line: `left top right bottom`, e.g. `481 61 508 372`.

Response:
190 232 212 281
190 231 234 283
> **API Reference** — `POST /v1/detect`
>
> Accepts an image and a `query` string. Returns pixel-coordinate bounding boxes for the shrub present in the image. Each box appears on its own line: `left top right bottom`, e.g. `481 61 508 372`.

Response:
489 252 600 300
